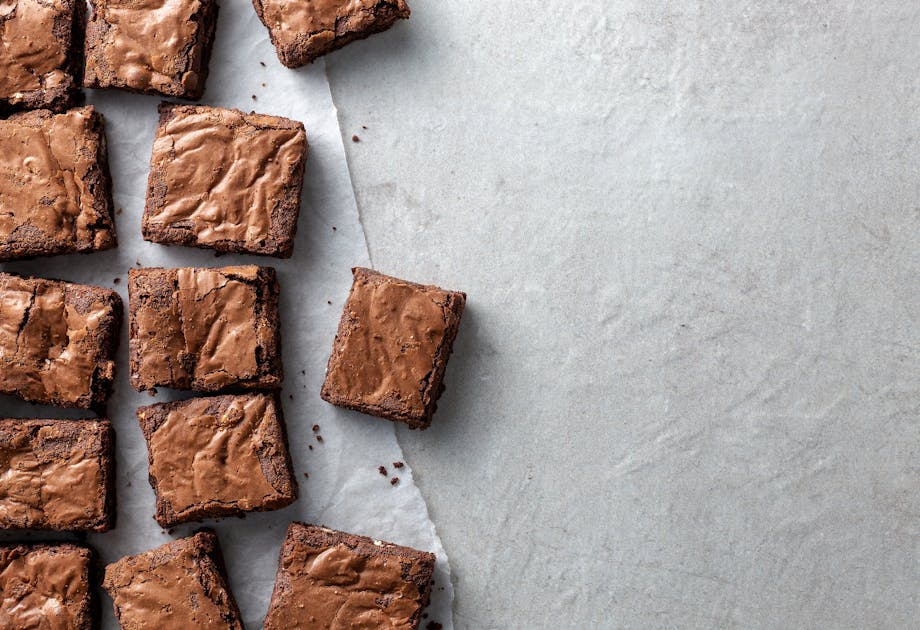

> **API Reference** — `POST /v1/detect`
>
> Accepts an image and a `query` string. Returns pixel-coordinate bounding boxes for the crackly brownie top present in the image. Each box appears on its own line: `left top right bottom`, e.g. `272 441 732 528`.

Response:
146 104 306 252
0 107 115 256
85 0 210 95
103 532 242 629
0 0 74 104
266 523 435 630
0 419 110 530
139 394 291 519
258 0 400 45
0 273 119 406
0 544 92 630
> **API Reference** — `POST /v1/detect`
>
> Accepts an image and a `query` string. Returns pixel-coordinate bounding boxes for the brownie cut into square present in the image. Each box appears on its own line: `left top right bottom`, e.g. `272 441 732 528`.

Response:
103 530 243 629
143 103 308 258
0 273 122 409
137 393 297 528
83 0 219 99
0 419 115 532
128 266 283 392
0 543 95 629
0 106 116 261
264 522 436 630
0 0 83 113
253 0 411 68
321 267 466 429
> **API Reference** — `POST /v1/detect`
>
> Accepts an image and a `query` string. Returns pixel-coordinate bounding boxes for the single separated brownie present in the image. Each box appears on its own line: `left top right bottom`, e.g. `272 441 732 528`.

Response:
0 0 83 113
0 107 116 261
128 266 282 392
264 523 435 630
137 393 297 528
83 0 218 99
0 419 115 532
0 543 94 629
0 273 122 409
103 530 243 629
321 268 465 429
253 0 410 68
143 103 308 258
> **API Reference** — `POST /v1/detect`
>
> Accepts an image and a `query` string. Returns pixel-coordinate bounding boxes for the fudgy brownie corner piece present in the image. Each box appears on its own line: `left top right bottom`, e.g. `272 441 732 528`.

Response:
253 0 410 68
320 267 466 429
143 103 308 258
0 106 116 261
0 419 115 532
83 0 218 99
103 530 243 629
265 522 435 630
0 273 122 410
137 392 297 528
0 0 83 113
128 266 283 393
0 543 95 629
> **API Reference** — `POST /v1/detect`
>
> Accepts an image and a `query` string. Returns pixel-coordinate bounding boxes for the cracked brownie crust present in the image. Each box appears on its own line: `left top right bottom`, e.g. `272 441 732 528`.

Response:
0 107 117 261
264 522 435 630
321 267 466 429
128 265 283 392
137 392 297 528
143 103 308 258
0 418 115 532
253 0 410 68
0 273 122 409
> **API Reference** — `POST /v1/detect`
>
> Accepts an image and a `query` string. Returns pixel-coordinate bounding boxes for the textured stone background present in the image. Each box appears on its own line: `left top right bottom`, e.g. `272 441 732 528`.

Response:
327 2 919 627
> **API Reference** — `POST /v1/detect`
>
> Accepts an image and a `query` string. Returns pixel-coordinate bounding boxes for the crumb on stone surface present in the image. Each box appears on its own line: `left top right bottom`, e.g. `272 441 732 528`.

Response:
116 207 123 215
113 278 120 284
352 134 360 142
378 466 387 476
393 461 404 469
390 477 399 485
316 435 323 443
426 623 443 630
260 61 266 67
251 94 257 100
148 388 157 396
289 394 293 400
303 472 308 478
308 444 313 450
327 300 332 304
332 226 336 231
312 424 319 432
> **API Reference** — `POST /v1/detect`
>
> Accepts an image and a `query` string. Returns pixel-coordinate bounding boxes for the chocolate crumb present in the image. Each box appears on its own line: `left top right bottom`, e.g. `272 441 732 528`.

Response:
261 82 266 87
260 61 266 67
426 623 442 630
316 435 324 443
308 444 313 450
135 260 141 266
289 394 293 400
251 94 257 100
378 466 387 476
362 125 368 130
127 482 132 487
148 388 157 396
327 300 332 305
312 424 320 432
301 370 306 375
393 461 404 469
332 226 336 231
116 207 123 215
303 472 309 478
390 477 399 486
113 278 120 284
167 528 175 534
352 134 360 142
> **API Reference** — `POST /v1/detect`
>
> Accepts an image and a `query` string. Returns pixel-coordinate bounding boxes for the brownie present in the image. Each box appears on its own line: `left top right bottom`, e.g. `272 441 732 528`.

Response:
103 530 243 629
83 0 218 99
137 393 297 528
0 543 94 629
0 419 115 532
0 106 116 261
0 273 122 409
128 266 282 392
143 103 308 258
0 0 83 113
252 0 411 68
320 268 466 429
264 523 435 630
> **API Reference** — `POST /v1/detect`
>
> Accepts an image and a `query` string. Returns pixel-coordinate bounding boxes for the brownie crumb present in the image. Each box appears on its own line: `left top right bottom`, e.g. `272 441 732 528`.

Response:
251 94 257 100
135 260 141 266
167 528 175 535
261 82 266 87
312 424 319 432
393 461 404 469
289 394 293 400
352 134 360 142
113 278 120 284
148 388 157 396
362 125 368 130
332 226 336 231
308 444 313 450
300 370 305 375
316 435 324 443
426 623 443 630
327 300 332 305
116 208 124 215
303 472 308 478
390 477 399 486
378 466 387 476
260 61 266 67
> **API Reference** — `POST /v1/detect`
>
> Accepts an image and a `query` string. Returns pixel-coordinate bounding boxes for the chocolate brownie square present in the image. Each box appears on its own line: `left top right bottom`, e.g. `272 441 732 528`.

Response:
83 0 218 99
0 106 116 261
137 393 297 528
143 103 308 258
320 267 465 429
264 523 435 630
103 530 243 629
0 273 122 409
0 543 94 629
0 0 83 113
252 0 410 68
0 419 115 532
128 266 282 392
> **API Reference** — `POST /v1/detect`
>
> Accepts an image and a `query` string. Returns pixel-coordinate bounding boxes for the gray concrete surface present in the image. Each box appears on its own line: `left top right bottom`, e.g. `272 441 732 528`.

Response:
326 2 920 627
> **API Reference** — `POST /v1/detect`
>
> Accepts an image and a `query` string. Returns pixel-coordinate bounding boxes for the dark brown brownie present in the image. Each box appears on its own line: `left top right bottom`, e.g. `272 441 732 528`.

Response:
264 522 435 630
252 0 411 68
0 0 83 113
103 530 243 629
0 273 122 409
0 419 115 532
128 266 283 392
320 267 465 429
143 103 308 258
0 543 94 629
137 393 297 528
83 0 218 99
0 106 116 261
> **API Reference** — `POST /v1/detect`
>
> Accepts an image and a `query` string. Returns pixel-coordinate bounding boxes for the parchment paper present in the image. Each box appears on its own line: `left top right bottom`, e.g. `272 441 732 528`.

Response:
0 2 454 627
